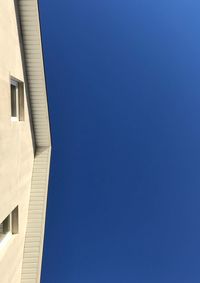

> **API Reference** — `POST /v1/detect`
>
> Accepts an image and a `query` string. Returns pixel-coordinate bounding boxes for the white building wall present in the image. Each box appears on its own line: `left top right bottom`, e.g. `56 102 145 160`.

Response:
0 0 34 282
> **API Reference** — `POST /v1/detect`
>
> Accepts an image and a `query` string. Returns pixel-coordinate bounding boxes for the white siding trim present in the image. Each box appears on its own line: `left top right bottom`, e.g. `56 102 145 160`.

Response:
16 1 51 282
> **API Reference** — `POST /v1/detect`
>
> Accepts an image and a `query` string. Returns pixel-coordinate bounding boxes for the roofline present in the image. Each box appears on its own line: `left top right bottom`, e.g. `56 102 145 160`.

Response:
16 1 51 282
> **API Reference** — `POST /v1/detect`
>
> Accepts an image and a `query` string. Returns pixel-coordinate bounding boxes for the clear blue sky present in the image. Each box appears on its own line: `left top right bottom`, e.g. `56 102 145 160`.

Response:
40 0 200 282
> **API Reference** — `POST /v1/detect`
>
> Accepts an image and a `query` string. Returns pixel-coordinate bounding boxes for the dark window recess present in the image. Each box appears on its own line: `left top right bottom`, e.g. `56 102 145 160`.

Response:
10 79 24 121
0 206 19 242
11 84 17 118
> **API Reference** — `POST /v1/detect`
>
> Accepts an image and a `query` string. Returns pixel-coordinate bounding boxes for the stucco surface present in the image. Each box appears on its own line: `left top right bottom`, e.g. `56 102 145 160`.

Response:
0 0 34 282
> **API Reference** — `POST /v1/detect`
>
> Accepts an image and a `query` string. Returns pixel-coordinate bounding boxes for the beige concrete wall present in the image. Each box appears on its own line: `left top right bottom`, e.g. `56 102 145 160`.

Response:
0 0 34 282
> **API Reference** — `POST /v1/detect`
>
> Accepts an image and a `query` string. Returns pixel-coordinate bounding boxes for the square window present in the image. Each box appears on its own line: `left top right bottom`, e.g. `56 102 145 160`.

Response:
10 79 24 121
11 83 17 118
0 207 19 243
0 215 11 242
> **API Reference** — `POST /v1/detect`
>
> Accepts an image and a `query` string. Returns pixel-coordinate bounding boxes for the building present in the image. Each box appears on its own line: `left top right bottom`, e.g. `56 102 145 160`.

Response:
0 0 51 282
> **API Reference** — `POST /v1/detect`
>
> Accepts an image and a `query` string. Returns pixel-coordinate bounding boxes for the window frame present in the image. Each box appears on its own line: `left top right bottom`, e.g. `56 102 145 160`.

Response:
11 79 19 121
10 78 25 122
0 206 19 244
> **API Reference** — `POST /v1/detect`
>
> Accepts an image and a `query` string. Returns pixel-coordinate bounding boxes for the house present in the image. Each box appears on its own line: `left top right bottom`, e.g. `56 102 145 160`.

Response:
0 0 51 282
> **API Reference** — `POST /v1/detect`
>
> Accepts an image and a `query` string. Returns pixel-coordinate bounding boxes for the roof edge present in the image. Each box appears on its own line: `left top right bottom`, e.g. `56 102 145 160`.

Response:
16 1 51 282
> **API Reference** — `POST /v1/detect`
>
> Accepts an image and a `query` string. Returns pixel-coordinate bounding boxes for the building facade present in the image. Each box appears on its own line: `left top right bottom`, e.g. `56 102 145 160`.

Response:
0 1 51 282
